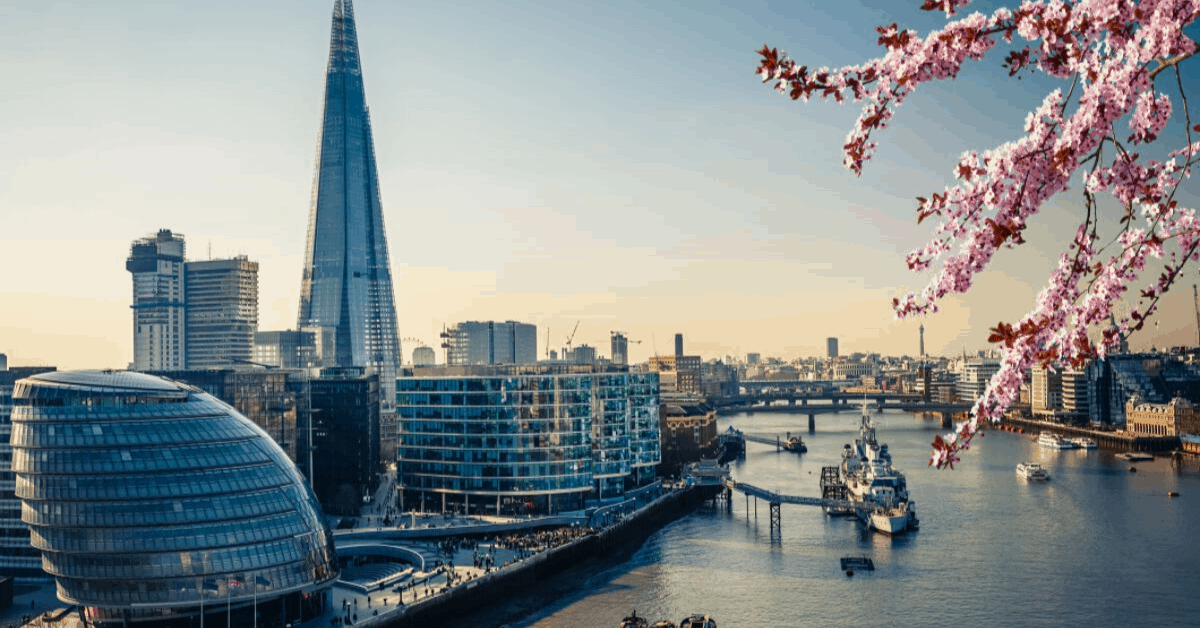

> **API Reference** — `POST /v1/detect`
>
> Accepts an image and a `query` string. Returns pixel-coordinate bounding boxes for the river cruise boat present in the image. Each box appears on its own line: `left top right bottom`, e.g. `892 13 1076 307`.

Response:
679 615 717 628
783 434 807 453
1069 437 1097 449
838 404 918 535
1037 432 1076 450
1016 462 1049 481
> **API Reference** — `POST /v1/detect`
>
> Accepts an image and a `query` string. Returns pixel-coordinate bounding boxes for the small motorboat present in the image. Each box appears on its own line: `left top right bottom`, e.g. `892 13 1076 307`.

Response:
679 615 717 628
618 612 648 628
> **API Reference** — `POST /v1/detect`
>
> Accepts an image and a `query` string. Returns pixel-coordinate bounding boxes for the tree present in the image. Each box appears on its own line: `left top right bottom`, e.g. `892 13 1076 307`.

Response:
756 0 1200 468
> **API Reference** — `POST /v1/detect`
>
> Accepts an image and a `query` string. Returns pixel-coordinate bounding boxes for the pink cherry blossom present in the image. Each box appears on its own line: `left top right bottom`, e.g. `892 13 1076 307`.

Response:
757 0 1200 468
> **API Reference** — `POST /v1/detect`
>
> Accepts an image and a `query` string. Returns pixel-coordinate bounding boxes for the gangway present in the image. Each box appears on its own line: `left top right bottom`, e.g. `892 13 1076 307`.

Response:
723 479 868 513
743 433 806 453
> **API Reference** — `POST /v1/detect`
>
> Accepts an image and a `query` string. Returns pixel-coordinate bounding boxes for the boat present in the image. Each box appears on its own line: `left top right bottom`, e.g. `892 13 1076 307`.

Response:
649 622 677 628
783 433 807 453
716 426 745 463
837 403 918 535
679 615 717 628
1069 437 1097 449
1037 432 1076 450
1119 452 1153 462
1016 462 1049 481
618 612 649 628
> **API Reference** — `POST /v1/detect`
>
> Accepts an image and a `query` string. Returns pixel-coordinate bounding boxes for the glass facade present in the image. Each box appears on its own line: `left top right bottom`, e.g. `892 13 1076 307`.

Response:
10 370 337 625
396 369 660 512
297 0 401 383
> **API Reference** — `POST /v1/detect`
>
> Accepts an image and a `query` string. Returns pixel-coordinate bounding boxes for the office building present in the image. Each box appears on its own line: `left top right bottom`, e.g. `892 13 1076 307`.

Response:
0 361 56 580
126 230 187 371
395 365 660 513
297 0 402 392
444 321 537 366
10 370 337 626
310 367 380 515
185 257 259 369
647 355 703 397
611 332 629 366
674 334 684 358
827 337 839 359
254 329 321 369
1031 366 1063 417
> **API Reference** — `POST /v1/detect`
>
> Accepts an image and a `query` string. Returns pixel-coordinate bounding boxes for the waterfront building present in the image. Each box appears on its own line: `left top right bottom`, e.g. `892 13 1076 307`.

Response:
957 359 1000 403
395 365 659 514
310 367 380 515
184 257 259 369
254 329 321 369
647 355 702 396
126 230 187 371
827 337 839 359
9 370 337 627
1031 366 1062 417
611 332 629 366
1125 396 1200 437
297 0 402 400
659 402 717 476
0 363 57 580
444 321 537 366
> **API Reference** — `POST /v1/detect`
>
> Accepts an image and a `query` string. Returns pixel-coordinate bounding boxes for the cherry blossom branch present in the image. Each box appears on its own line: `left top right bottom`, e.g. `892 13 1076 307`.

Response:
756 0 1200 468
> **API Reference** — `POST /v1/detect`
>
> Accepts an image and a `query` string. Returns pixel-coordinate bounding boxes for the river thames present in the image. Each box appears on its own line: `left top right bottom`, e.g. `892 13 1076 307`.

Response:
509 409 1200 628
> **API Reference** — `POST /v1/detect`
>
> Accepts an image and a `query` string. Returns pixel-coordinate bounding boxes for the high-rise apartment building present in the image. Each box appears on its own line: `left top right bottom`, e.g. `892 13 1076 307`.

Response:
126 229 187 370
827 337 839 359
445 321 537 365
128 230 260 370
611 332 629 366
297 0 401 387
185 257 258 369
1031 365 1063 416
674 333 684 358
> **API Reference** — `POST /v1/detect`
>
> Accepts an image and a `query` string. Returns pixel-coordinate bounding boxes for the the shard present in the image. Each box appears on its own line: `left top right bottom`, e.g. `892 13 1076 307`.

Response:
298 0 401 376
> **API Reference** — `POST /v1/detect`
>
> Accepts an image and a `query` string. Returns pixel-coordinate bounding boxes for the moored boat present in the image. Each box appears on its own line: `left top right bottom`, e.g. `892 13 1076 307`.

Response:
1038 432 1075 450
783 433 807 453
618 612 649 628
838 403 918 534
1069 437 1097 449
1016 462 1049 481
679 615 717 628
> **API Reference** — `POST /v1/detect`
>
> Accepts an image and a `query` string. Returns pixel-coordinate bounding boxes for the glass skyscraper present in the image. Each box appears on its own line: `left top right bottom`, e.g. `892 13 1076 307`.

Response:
298 0 401 379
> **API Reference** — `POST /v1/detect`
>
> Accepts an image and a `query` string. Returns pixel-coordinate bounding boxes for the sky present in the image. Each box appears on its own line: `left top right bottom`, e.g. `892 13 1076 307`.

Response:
3 0 1200 370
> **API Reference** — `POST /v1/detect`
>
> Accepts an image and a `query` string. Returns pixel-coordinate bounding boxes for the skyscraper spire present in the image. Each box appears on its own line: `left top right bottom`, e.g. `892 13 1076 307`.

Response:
298 0 401 374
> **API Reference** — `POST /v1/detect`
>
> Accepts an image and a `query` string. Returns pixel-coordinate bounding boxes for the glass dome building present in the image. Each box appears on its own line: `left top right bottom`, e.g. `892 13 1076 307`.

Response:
10 370 337 627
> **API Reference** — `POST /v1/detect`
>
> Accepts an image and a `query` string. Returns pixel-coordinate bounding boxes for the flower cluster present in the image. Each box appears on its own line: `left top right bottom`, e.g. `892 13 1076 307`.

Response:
757 0 1200 468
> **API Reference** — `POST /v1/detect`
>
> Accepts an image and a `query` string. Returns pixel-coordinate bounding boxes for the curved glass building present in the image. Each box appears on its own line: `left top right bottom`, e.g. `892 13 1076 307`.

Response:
10 371 337 626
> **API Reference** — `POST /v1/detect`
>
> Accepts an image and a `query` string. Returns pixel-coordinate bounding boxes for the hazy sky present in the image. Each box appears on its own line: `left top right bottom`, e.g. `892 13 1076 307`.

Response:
4 0 1200 369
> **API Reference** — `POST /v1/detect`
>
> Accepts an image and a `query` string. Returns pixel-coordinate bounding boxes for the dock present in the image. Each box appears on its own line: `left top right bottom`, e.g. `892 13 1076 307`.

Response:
840 556 874 572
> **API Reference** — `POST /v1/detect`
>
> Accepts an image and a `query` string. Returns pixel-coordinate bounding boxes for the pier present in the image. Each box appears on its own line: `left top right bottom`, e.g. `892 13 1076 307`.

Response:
742 432 806 452
998 415 1179 453
720 479 869 534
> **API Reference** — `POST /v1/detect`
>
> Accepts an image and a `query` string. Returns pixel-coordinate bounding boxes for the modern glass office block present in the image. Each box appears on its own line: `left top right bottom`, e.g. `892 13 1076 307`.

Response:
10 370 337 626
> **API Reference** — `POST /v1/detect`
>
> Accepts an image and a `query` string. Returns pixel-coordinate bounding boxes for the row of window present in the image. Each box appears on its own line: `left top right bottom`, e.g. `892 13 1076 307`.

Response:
16 464 288 501
23 487 296 528
11 416 257 448
12 439 269 474
402 461 590 480
43 534 325 581
403 474 592 493
30 511 310 554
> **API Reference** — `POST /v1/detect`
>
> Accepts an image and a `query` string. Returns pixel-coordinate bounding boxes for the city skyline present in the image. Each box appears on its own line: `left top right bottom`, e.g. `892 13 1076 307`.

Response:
5 0 1200 370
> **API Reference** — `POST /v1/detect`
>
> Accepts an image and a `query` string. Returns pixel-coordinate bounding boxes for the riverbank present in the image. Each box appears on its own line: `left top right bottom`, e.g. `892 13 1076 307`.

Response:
368 484 715 628
998 415 1179 453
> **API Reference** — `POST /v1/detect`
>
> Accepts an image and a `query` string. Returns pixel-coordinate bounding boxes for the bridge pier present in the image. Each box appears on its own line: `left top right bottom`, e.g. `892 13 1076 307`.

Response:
941 412 952 429
808 414 815 432
769 502 781 532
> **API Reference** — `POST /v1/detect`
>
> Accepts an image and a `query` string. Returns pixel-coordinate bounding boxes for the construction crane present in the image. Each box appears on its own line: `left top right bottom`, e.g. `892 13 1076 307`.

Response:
564 321 581 356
